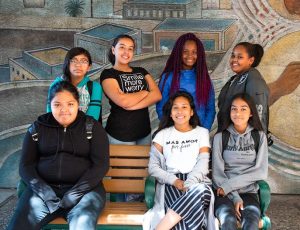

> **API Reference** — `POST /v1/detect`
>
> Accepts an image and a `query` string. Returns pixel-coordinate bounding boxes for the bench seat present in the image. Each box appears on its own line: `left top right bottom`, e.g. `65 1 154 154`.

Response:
43 202 147 229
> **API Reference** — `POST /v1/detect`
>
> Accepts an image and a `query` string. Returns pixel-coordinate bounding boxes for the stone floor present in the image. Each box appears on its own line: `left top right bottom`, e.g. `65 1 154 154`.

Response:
0 188 299 230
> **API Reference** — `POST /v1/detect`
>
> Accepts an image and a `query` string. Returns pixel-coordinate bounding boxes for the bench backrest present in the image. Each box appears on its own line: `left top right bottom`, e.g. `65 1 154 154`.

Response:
103 144 151 194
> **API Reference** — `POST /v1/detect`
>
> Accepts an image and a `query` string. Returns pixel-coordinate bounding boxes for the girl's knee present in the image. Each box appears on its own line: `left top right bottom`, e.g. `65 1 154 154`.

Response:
242 205 260 220
216 205 237 230
69 214 96 230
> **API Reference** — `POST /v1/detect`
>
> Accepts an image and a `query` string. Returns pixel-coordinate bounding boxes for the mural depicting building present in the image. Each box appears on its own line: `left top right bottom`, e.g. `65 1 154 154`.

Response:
123 0 202 20
153 18 237 52
0 65 10 83
0 0 299 196
75 23 141 64
202 0 231 9
9 47 68 81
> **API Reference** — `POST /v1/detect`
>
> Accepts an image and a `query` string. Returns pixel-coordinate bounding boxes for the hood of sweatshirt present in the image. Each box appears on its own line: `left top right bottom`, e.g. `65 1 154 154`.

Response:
36 110 85 129
227 124 254 149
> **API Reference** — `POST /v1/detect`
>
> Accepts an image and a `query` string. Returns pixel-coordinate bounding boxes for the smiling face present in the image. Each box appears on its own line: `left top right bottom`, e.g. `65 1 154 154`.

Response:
51 90 79 127
69 54 91 80
230 45 254 74
112 37 135 66
182 40 197 70
171 96 194 130
230 97 252 133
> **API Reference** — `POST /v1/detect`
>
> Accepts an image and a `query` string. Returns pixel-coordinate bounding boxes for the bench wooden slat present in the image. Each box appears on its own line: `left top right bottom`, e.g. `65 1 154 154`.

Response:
107 168 148 178
110 145 150 157
47 202 147 226
110 158 149 167
103 179 145 193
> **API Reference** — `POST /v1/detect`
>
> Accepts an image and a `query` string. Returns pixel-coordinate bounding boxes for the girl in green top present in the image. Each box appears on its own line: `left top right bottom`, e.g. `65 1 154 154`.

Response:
47 47 102 121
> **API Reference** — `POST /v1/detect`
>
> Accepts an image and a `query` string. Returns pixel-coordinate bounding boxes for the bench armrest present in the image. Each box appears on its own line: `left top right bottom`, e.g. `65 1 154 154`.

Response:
257 180 271 217
144 176 155 209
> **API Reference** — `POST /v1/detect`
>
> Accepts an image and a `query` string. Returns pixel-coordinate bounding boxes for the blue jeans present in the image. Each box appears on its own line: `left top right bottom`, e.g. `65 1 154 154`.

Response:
214 192 261 230
107 133 151 145
7 185 106 230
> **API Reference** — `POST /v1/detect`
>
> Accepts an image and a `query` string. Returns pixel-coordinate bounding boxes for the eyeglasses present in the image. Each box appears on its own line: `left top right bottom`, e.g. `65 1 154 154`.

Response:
70 59 89 65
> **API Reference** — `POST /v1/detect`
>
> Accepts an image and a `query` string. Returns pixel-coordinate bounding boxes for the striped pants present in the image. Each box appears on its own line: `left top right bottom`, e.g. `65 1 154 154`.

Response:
164 173 211 230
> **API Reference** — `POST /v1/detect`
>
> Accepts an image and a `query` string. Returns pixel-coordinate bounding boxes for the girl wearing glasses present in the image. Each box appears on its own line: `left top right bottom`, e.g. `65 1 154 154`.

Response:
47 47 102 121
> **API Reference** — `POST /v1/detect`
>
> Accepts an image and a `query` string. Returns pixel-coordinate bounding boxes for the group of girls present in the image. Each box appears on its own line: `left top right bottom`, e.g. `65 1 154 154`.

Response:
7 32 269 230
144 34 269 230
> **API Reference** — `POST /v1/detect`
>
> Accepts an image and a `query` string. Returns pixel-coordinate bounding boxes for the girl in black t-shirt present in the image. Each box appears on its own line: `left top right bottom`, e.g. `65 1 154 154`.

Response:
100 34 161 145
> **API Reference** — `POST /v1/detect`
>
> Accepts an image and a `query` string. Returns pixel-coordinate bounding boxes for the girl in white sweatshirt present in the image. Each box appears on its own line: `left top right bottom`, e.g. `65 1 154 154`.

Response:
144 91 216 230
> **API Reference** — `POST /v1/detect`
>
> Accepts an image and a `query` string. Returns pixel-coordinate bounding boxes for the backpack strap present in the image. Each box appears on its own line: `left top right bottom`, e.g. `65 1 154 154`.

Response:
28 118 95 141
85 116 95 140
221 130 230 158
87 80 93 96
86 80 102 124
28 122 39 142
251 129 260 153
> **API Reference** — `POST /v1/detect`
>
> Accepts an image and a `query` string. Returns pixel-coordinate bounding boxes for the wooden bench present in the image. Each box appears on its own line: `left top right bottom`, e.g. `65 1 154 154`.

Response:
18 144 153 230
17 144 271 230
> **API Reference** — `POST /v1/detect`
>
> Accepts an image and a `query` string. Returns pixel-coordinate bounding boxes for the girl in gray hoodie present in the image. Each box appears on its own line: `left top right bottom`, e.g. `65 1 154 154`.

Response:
212 93 268 230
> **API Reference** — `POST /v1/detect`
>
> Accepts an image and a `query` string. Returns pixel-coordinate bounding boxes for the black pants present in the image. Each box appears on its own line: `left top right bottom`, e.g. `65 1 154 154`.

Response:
214 192 260 230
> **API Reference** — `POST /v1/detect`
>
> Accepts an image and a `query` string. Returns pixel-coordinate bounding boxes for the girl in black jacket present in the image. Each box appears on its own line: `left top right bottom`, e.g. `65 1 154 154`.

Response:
7 81 109 230
217 42 269 134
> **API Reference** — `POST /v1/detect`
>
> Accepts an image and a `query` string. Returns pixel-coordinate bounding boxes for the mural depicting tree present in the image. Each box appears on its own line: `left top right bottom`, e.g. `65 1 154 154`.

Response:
64 0 85 17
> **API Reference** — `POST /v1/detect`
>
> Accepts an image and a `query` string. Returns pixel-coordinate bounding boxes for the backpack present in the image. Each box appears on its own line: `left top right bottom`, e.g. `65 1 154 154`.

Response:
87 80 102 124
221 129 260 156
28 116 95 141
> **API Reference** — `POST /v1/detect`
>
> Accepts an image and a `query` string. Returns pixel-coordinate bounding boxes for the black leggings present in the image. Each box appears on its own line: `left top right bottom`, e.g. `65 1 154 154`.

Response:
214 192 260 230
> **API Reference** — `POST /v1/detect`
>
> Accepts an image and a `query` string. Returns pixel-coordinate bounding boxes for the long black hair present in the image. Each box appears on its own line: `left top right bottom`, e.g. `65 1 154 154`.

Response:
153 91 200 138
220 93 263 132
48 80 79 104
107 34 135 65
62 47 92 81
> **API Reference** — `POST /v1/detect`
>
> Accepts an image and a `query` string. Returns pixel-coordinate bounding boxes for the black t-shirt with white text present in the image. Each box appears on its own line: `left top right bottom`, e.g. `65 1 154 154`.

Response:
100 67 151 141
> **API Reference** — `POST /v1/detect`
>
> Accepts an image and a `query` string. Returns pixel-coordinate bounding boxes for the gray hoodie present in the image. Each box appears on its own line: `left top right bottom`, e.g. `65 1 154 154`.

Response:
212 124 268 204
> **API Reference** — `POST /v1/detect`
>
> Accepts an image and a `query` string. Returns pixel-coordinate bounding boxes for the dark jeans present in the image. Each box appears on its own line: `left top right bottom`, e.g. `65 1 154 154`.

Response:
214 192 260 230
7 185 106 230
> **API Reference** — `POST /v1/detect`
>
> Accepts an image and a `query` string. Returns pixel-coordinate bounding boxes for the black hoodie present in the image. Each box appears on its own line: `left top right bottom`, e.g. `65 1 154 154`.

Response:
19 111 109 213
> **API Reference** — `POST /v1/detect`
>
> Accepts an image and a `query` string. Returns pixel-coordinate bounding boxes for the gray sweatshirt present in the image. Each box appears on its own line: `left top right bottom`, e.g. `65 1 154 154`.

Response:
212 124 268 203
